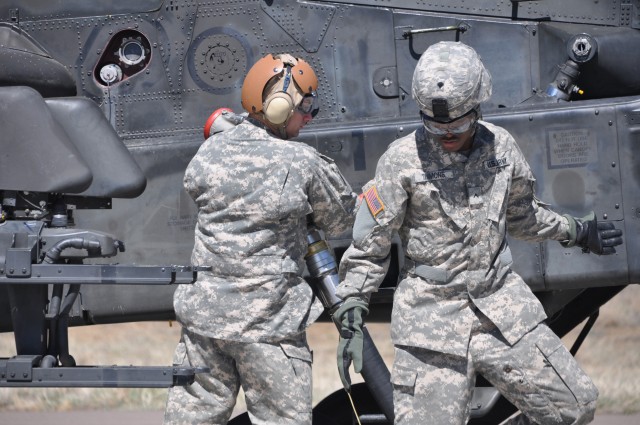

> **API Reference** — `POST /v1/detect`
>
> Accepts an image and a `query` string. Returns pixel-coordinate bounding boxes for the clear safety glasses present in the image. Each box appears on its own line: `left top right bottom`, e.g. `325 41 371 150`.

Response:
422 110 478 135
297 92 319 117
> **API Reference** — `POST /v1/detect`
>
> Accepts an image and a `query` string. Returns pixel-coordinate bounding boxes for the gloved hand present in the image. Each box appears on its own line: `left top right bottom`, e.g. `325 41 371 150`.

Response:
333 298 369 391
563 212 623 255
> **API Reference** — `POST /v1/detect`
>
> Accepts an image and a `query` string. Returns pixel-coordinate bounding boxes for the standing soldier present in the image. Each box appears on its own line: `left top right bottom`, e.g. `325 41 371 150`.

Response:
164 53 355 425
334 42 622 424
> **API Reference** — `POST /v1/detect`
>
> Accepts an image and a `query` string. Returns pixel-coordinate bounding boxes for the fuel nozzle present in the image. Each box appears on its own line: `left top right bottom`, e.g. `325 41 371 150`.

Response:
203 108 246 139
545 33 598 102
305 228 343 313
546 59 583 101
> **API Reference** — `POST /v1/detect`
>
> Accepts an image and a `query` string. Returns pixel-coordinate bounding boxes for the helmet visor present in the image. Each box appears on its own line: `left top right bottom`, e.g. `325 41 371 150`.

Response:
422 109 477 135
297 92 320 117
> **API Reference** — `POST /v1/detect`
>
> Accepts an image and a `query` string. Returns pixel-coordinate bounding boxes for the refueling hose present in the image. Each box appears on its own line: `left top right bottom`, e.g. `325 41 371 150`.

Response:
305 224 394 422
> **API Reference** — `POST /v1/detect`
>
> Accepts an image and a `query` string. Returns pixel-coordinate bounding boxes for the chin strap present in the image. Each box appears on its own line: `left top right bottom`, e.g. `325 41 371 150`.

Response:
276 123 289 139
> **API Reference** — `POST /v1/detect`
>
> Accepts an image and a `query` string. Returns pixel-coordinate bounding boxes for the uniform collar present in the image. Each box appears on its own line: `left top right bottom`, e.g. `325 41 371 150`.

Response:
246 116 282 139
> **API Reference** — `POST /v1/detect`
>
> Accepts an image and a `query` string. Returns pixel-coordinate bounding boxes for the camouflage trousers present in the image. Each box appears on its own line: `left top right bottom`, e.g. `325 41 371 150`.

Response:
163 327 313 425
391 314 598 425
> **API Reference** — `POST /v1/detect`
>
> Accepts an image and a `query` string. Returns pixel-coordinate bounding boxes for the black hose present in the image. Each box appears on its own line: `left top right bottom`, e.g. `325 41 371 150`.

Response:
59 284 81 316
43 237 101 264
42 238 94 366
305 222 395 422
360 326 395 422
328 315 395 423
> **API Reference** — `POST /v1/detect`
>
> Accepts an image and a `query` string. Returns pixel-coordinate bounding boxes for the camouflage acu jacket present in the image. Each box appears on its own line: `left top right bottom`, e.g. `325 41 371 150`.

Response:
337 122 571 356
175 120 355 342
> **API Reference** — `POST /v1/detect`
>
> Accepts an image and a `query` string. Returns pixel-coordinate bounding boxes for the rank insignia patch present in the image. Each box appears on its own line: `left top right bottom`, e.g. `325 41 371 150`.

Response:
364 185 385 217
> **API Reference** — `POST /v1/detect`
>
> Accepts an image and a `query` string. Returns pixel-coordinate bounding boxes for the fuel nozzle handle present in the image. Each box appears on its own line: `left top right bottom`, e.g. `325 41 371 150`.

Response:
305 228 343 312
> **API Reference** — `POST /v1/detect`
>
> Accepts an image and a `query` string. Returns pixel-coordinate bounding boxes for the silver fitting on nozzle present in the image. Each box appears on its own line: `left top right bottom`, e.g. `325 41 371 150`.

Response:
567 33 597 64
545 59 583 101
305 229 343 312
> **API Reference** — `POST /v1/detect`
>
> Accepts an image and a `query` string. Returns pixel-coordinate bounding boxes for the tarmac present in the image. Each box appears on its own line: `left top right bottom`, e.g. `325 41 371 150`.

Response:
1 410 639 425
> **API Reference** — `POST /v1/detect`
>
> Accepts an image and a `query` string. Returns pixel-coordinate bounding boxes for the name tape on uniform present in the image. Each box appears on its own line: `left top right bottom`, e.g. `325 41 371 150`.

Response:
414 169 454 183
484 157 509 169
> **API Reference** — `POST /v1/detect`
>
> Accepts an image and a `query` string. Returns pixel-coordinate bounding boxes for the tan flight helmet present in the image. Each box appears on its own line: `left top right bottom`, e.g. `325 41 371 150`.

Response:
241 53 318 125
412 42 492 122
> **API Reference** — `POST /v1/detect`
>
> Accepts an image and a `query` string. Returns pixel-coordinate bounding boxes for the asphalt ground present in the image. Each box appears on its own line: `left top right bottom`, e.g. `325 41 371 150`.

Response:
1 410 639 425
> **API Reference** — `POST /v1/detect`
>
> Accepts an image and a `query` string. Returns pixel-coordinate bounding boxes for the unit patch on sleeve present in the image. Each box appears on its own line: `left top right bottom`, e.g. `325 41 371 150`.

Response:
364 185 385 217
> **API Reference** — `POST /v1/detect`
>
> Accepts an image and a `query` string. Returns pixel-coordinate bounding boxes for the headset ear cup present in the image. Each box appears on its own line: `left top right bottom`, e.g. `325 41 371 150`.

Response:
263 92 294 125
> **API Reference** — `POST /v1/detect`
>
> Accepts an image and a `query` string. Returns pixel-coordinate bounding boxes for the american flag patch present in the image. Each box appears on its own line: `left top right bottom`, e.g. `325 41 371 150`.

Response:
364 185 385 217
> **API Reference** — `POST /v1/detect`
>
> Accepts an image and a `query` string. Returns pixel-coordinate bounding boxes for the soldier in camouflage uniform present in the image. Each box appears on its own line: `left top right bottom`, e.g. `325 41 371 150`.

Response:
334 42 623 424
164 53 356 425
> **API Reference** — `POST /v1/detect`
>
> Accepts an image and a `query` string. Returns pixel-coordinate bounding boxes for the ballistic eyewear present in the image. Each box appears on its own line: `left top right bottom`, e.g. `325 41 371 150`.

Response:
297 92 320 117
422 109 478 135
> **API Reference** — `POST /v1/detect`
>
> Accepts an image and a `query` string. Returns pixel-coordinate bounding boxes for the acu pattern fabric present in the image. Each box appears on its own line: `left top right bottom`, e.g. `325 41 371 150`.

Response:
337 123 598 424
177 118 354 342
166 119 355 425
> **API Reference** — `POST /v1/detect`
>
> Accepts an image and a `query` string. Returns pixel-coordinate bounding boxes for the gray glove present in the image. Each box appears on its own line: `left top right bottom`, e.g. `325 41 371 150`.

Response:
333 298 369 391
563 212 623 255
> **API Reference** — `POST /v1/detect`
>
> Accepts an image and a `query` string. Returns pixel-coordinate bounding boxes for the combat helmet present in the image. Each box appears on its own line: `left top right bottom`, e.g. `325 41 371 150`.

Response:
412 42 491 122
241 53 318 125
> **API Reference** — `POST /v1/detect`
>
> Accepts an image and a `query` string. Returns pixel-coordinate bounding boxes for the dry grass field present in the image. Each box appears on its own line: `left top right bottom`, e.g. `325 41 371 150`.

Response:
1 284 639 414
